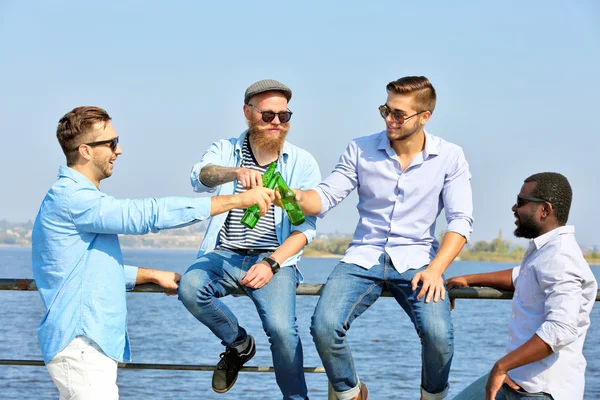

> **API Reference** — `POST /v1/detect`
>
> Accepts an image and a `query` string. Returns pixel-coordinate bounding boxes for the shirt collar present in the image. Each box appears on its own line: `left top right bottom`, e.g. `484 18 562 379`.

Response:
377 130 439 159
423 131 440 158
531 225 575 251
236 130 290 161
57 165 97 188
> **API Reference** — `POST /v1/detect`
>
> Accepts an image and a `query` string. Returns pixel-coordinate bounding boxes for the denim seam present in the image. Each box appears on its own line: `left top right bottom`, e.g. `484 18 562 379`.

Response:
203 276 239 337
388 281 428 388
342 281 382 384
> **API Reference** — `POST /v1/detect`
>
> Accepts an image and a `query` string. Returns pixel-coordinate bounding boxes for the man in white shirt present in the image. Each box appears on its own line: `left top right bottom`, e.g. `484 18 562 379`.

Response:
448 172 597 400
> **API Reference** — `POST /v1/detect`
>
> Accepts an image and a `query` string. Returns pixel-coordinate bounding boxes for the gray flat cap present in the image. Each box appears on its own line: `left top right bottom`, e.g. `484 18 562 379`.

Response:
244 79 292 104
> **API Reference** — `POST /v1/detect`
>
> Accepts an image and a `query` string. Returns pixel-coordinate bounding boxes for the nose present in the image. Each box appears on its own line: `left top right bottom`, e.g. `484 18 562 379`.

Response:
511 204 517 213
115 143 123 155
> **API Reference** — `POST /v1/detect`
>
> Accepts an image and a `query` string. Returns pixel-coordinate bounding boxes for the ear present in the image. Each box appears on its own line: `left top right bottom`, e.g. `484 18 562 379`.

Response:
243 104 251 121
420 111 432 125
541 202 553 219
77 145 93 162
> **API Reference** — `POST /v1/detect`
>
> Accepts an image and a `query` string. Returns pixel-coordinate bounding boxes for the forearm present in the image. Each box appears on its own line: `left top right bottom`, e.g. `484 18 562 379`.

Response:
269 231 308 264
200 164 238 187
429 231 467 274
495 334 553 373
462 269 515 291
210 194 245 217
298 189 323 216
135 267 161 285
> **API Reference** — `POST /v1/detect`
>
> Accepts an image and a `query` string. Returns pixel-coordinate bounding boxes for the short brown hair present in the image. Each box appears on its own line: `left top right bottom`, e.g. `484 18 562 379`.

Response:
56 106 111 165
386 76 437 113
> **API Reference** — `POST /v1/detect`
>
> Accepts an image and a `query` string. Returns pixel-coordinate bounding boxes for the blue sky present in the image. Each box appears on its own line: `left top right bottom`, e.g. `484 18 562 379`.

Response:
0 1 598 246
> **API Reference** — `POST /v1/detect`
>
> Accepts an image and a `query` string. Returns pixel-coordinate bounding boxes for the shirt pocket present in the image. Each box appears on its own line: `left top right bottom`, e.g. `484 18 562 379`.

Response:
515 265 544 305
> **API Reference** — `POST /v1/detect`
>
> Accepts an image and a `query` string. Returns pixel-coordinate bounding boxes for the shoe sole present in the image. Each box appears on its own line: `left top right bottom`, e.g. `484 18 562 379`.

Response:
212 345 257 394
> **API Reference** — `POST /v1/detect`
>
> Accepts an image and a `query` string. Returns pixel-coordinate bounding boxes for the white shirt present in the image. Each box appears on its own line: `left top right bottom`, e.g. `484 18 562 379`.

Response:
507 225 597 400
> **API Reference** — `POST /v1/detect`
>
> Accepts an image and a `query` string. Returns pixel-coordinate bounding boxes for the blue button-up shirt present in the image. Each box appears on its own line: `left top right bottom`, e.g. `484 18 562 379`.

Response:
508 226 597 400
190 131 321 268
32 166 212 364
314 130 473 272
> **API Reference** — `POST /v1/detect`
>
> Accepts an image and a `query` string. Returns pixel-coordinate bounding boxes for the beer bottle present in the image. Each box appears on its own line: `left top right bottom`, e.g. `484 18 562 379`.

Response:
275 173 306 226
240 162 278 229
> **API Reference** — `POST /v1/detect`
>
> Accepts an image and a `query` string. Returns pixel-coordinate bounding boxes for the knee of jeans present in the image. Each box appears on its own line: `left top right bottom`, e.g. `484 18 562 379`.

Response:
264 319 298 347
420 318 454 351
178 269 211 306
310 310 343 347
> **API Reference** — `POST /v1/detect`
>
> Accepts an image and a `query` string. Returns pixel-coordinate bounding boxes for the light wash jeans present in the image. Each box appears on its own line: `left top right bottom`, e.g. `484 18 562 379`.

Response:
311 254 454 400
178 249 307 400
46 336 119 400
453 374 554 399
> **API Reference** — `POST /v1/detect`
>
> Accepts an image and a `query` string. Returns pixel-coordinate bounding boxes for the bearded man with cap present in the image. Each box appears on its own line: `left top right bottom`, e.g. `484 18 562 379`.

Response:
178 79 320 399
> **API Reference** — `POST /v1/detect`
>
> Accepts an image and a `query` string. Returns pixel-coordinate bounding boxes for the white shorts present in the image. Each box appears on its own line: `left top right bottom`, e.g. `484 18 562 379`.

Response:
46 336 119 400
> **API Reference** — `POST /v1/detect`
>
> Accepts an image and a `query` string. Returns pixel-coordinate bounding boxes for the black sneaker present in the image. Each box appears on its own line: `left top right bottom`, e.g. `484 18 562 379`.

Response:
212 335 256 393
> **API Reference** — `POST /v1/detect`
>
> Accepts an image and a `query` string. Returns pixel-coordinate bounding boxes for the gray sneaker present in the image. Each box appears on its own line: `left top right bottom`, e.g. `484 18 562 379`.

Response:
212 335 256 393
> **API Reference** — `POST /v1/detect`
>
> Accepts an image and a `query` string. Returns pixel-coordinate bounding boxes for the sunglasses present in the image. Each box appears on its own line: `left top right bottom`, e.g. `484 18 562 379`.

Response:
248 104 293 123
516 194 549 208
379 104 427 125
83 136 119 152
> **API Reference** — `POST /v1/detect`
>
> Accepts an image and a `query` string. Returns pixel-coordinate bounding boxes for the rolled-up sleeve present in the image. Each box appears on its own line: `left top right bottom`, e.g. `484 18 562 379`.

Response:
442 148 473 241
124 265 139 290
291 154 322 244
535 254 582 352
190 140 230 193
314 141 359 218
68 188 212 235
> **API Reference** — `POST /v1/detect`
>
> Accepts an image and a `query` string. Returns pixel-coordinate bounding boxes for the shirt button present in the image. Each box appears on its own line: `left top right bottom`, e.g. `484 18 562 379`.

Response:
509 336 512 341
515 291 518 296
512 314 515 318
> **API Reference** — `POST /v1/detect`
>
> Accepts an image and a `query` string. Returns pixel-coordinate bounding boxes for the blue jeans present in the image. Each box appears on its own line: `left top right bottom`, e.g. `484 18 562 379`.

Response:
453 374 554 399
310 254 454 400
178 250 307 400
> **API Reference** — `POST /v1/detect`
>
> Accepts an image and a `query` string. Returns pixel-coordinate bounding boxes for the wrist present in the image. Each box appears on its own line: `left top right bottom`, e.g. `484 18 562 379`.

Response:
493 359 509 374
262 257 280 274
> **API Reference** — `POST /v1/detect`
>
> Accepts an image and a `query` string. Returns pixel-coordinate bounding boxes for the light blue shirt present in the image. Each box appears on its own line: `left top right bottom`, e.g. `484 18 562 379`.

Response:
190 131 321 268
314 130 473 272
32 166 212 364
508 226 597 400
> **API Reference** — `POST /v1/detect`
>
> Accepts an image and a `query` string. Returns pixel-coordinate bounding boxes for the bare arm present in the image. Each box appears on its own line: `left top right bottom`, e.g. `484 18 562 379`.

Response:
136 268 181 295
411 231 467 303
293 189 323 216
446 268 515 291
486 335 553 399
200 164 263 188
210 187 275 217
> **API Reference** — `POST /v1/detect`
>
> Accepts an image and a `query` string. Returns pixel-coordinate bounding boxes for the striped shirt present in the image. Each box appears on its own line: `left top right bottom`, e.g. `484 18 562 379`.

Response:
218 136 280 250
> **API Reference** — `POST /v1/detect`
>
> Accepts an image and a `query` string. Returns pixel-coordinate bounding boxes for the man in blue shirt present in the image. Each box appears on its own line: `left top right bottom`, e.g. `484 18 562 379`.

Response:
178 79 321 399
33 106 274 400
293 77 473 400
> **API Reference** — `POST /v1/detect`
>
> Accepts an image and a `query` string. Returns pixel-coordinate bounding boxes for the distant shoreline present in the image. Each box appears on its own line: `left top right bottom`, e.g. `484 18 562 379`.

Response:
2 244 598 265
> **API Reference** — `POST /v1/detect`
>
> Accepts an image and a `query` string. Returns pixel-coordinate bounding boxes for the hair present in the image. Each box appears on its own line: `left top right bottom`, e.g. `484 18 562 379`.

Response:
386 76 437 113
56 106 111 165
524 172 572 225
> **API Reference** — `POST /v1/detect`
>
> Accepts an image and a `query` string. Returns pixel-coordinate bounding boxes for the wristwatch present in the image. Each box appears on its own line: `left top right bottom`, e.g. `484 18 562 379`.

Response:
262 257 280 275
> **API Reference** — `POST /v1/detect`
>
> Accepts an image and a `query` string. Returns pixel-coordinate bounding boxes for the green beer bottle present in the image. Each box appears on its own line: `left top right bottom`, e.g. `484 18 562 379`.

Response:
240 162 278 229
275 173 306 226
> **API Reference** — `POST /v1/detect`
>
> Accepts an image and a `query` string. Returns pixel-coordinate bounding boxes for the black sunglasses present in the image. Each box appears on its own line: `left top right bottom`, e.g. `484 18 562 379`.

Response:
379 104 427 125
73 136 119 152
516 194 549 208
248 104 293 123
